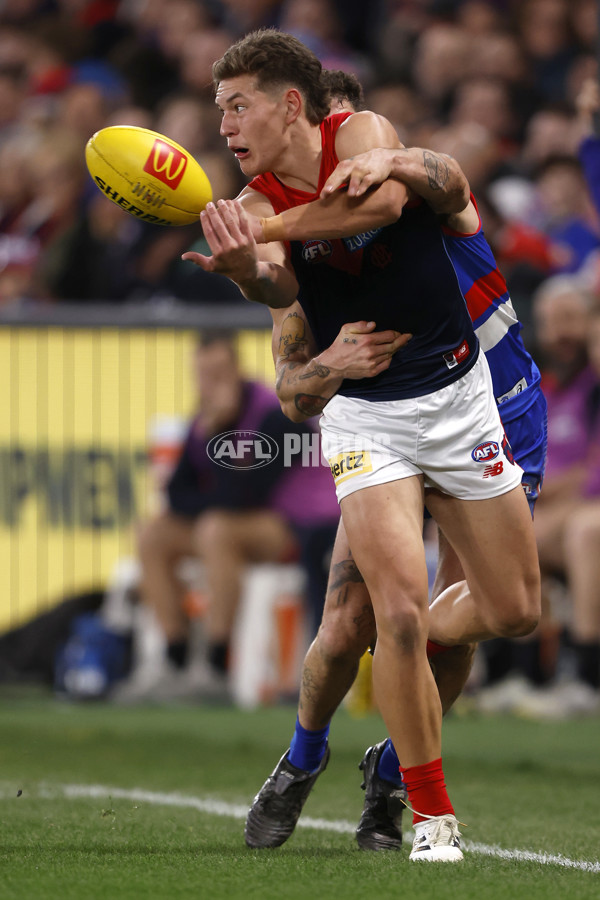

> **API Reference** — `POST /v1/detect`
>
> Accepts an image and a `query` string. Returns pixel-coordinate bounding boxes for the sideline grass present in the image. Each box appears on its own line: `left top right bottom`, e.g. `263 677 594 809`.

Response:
0 694 598 899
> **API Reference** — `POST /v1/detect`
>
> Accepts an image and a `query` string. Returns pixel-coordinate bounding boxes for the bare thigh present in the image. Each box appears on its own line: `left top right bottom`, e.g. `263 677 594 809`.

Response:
318 518 375 655
430 526 465 601
340 475 429 630
426 485 540 633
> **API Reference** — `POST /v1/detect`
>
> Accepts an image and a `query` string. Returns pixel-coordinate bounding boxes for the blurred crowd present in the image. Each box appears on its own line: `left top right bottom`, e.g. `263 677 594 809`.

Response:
2 0 600 717
0 0 597 313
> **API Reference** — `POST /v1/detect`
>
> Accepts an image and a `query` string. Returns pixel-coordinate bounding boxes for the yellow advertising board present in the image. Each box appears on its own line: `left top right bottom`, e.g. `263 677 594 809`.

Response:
0 326 274 631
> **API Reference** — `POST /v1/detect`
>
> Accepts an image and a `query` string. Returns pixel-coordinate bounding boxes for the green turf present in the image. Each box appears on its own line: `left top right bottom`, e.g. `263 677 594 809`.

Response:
0 693 598 899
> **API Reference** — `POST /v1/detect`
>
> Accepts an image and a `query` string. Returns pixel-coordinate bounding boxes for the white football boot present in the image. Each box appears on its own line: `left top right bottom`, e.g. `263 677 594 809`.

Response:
409 814 464 862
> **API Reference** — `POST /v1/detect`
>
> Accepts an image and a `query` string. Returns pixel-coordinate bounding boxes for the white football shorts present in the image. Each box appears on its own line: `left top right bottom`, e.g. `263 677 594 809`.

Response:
320 352 523 503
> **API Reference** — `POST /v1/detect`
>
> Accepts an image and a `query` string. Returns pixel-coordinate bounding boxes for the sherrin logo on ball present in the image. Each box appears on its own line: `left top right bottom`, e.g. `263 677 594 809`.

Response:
85 125 212 226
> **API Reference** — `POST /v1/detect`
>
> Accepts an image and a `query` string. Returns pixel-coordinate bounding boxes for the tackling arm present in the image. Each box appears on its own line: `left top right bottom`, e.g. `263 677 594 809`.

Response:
319 145 479 232
258 112 410 244
271 303 411 423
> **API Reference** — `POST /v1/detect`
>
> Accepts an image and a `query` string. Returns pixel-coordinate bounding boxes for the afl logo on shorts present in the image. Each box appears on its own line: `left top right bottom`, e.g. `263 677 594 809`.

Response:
471 440 500 463
302 239 333 263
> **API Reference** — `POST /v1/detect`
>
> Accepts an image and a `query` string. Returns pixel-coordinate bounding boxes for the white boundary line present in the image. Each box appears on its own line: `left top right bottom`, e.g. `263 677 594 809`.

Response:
28 783 594 873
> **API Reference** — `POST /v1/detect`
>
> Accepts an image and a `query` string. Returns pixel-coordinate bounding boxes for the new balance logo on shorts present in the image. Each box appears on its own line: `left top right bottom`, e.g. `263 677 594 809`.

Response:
329 450 373 485
483 462 504 478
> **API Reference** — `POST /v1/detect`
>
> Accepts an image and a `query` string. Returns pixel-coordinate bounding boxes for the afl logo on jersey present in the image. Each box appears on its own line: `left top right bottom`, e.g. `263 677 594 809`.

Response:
471 441 500 463
302 239 333 263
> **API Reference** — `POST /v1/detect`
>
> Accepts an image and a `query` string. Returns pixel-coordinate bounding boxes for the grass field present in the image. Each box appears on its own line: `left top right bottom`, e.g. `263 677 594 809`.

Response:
0 693 598 900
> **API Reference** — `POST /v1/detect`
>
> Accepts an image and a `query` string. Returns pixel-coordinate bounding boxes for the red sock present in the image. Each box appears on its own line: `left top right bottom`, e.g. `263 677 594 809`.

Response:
426 639 449 658
399 757 454 824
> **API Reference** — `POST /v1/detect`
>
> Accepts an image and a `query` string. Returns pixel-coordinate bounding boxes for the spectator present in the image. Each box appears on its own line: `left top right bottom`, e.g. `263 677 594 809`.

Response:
524 277 598 711
116 330 339 703
533 154 600 276
0 1 596 306
515 0 578 103
476 274 597 714
516 294 600 718
519 105 581 174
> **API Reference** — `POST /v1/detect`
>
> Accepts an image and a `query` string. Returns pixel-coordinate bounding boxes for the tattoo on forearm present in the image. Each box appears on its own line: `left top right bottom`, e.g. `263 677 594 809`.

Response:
423 150 449 191
276 360 303 391
278 312 308 358
299 363 330 380
294 393 329 416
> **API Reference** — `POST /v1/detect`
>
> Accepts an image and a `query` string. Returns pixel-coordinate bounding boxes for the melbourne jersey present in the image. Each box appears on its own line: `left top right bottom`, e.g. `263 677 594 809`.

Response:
250 112 479 401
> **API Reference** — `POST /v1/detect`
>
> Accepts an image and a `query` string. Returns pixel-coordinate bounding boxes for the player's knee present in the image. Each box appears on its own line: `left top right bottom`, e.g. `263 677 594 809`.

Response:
497 610 539 638
376 595 427 652
490 593 540 638
488 562 541 638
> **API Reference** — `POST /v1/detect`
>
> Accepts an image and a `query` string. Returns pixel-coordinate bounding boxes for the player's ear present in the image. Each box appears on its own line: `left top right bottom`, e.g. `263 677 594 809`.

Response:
284 88 302 124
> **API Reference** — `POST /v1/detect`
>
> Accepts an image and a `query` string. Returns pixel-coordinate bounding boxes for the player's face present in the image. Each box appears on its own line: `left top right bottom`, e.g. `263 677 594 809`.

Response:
216 75 288 177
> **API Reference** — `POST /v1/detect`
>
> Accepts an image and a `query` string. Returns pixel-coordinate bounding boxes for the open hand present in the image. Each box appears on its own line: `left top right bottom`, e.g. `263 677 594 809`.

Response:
181 199 259 279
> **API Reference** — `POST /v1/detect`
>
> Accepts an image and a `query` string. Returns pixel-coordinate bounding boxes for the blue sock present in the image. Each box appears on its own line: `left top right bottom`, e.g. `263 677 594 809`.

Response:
288 717 329 772
377 738 404 785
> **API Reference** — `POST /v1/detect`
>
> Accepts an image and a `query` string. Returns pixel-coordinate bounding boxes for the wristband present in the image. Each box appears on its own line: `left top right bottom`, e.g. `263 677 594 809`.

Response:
261 214 286 243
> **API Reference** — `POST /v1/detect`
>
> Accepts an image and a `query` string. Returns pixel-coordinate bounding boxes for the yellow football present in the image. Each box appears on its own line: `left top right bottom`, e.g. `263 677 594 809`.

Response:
85 125 212 226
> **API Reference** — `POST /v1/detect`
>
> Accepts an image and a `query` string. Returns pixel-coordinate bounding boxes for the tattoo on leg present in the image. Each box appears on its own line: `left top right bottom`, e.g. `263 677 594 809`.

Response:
299 664 319 708
298 661 358 725
328 558 365 594
353 603 376 636
423 150 449 191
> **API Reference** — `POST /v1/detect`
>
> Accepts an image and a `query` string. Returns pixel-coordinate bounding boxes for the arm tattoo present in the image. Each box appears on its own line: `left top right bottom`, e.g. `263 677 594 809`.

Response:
294 393 329 416
299 363 330 380
275 360 301 391
278 311 308 358
423 150 449 191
